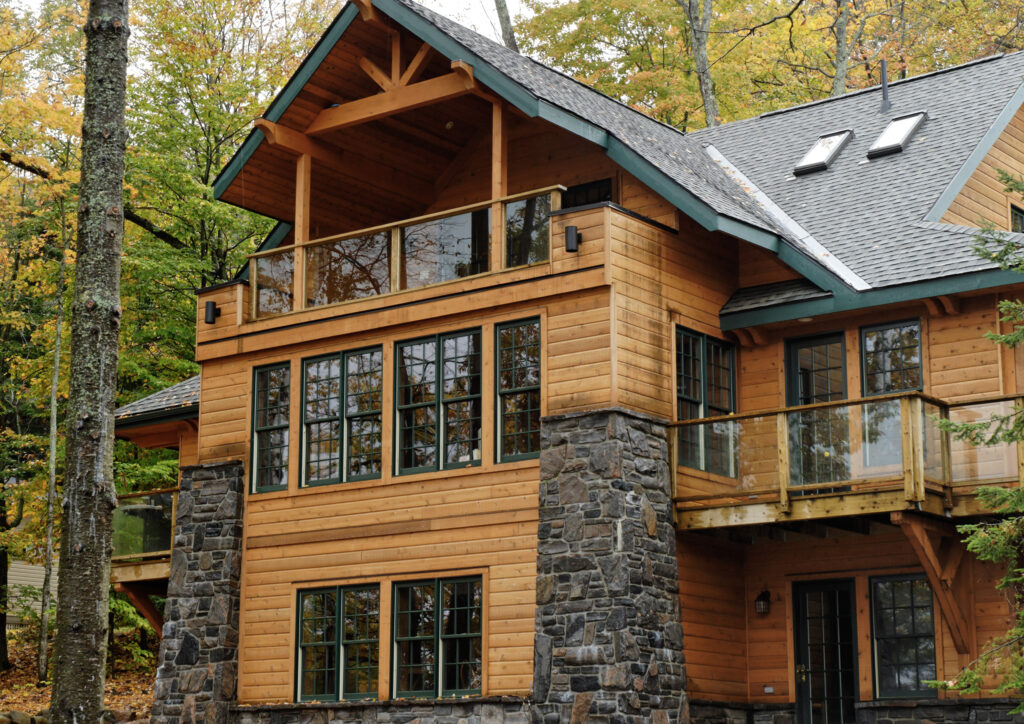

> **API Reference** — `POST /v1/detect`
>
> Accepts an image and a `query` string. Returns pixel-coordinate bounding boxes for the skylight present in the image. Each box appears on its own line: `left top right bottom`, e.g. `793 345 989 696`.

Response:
794 130 852 175
868 112 926 158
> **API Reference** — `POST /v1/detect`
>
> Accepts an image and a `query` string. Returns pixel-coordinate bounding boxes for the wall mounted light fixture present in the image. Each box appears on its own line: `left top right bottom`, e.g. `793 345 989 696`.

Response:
205 301 221 325
755 590 771 616
565 225 581 252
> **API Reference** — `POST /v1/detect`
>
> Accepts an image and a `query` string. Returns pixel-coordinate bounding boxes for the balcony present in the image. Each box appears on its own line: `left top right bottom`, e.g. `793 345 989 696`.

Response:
672 393 1022 529
110 487 178 583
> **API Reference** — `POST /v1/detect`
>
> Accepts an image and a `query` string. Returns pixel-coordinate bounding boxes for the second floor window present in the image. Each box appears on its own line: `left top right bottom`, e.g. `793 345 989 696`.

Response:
397 330 482 474
497 319 541 461
676 327 735 475
252 363 290 492
862 320 921 395
303 348 384 486
1013 205 1024 233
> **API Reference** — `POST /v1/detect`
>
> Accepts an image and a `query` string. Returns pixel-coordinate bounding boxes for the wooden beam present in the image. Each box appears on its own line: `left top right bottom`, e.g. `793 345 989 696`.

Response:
892 511 971 654
391 33 401 85
306 63 476 135
490 101 507 271
400 42 433 86
358 55 393 92
293 153 311 310
351 0 387 28
114 583 164 638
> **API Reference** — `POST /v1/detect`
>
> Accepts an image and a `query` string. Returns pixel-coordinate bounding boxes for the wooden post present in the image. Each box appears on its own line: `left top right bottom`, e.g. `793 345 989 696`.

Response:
941 402 953 486
490 102 507 271
901 396 915 501
377 580 392 701
669 424 678 500
390 226 401 292
293 153 312 311
1017 397 1024 487
777 411 790 512
249 257 258 319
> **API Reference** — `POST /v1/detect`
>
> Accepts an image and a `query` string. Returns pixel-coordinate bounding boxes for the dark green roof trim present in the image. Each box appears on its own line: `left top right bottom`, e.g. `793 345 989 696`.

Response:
213 128 265 200
775 242 851 297
115 404 199 432
721 267 1024 330
924 82 1024 222
235 221 294 281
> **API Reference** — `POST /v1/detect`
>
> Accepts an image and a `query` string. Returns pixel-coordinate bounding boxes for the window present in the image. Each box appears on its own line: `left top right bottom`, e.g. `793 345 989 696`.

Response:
1012 205 1024 233
303 347 384 486
871 576 936 698
396 330 482 474
505 195 551 267
676 327 736 475
252 363 290 492
868 112 926 159
496 319 541 461
862 320 921 395
561 178 612 209
794 130 852 175
401 209 490 289
297 585 380 701
393 577 482 698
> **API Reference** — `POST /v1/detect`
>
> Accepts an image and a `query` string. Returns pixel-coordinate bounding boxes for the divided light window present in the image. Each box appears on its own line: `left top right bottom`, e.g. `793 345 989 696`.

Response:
1012 205 1024 233
397 330 482 474
297 585 380 701
303 347 384 486
861 320 921 395
871 576 936 698
252 363 290 492
561 178 612 209
676 327 735 476
496 319 541 461
393 577 482 698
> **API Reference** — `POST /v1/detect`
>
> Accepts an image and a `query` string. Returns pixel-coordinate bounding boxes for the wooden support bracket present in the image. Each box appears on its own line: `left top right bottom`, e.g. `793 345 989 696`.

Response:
358 54 394 91
114 582 164 638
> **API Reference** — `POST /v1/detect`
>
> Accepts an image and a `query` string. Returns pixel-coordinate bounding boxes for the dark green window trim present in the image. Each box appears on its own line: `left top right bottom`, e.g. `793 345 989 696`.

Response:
870 574 937 699
675 327 736 475
395 330 482 475
392 576 483 699
296 584 381 702
252 362 290 493
562 178 613 209
1013 205 1024 233
301 347 384 487
860 320 922 397
496 318 541 463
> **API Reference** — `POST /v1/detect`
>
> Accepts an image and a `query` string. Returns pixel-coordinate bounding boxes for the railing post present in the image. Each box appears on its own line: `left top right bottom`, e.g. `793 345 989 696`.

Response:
390 226 401 292
293 152 311 311
777 411 790 512
941 403 953 487
170 489 178 554
1017 397 1024 487
911 396 926 501
249 257 257 320
901 396 915 501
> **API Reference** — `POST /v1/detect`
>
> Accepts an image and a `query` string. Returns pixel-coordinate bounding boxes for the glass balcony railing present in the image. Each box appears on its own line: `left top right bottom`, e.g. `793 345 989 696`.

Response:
250 187 561 319
673 393 1024 513
112 488 177 560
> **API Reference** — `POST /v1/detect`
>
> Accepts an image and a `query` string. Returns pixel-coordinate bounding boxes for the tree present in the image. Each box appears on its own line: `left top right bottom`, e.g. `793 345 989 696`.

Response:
49 0 128 722
493 0 520 51
676 0 720 125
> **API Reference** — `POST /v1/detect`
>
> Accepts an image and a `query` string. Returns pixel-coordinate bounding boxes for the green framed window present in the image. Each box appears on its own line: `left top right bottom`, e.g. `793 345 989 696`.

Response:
252 363 290 493
396 330 481 474
861 320 921 395
393 576 482 698
496 319 541 461
871 575 936 698
297 585 380 701
561 178 612 209
1012 205 1024 233
302 348 383 486
675 327 735 475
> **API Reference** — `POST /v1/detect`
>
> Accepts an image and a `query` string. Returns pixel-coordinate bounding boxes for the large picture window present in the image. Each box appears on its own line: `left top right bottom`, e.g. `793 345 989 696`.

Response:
496 319 541 461
871 576 936 698
303 348 384 486
676 327 735 475
393 577 483 698
396 330 482 474
297 585 380 701
252 363 290 492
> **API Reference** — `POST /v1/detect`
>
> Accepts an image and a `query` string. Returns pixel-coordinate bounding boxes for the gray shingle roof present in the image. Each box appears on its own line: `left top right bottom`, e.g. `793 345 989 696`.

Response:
721 280 831 315
114 375 200 426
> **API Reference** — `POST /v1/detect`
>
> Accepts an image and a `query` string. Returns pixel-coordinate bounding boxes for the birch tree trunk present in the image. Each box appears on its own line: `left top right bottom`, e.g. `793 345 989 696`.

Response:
494 0 519 52
50 0 129 719
831 0 852 96
678 0 721 126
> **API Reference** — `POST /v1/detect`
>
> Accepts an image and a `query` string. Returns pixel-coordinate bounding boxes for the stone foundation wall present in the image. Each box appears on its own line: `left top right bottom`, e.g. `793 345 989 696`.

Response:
856 699 1024 724
532 408 686 723
151 461 245 724
689 700 795 724
232 698 530 724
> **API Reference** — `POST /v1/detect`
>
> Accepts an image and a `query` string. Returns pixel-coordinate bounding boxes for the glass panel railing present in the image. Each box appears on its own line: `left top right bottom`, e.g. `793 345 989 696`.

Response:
922 401 947 483
676 414 779 500
112 490 176 558
254 249 294 318
505 193 551 267
401 208 490 290
305 230 391 306
948 399 1017 484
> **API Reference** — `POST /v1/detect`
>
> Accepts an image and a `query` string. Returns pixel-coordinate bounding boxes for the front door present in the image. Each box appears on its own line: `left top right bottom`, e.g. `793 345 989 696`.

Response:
794 580 858 724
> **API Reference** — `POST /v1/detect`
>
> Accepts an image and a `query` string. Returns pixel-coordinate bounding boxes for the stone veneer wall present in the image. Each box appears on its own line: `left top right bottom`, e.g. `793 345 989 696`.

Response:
532 409 686 723
233 698 531 723
151 460 245 724
855 699 1024 724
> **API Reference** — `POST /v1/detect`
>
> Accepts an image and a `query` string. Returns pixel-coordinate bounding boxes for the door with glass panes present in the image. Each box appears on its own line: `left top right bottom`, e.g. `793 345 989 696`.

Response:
794 580 858 724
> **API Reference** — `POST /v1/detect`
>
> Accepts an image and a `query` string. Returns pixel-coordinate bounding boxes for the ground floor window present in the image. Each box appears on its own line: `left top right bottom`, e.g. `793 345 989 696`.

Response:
297 585 380 701
871 575 936 698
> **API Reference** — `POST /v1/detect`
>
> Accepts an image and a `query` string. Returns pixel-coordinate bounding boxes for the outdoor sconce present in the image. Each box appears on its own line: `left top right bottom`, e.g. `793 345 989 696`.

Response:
204 301 221 325
755 590 771 616
565 225 581 252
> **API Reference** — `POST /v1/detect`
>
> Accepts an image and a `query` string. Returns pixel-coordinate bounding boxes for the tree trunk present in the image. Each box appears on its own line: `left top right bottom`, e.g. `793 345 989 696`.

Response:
39 204 68 683
50 0 129 720
0 543 8 671
831 0 852 96
678 0 721 126
493 0 519 52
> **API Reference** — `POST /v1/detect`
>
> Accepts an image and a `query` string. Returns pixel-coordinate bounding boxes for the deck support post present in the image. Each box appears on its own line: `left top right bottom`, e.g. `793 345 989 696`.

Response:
292 153 311 311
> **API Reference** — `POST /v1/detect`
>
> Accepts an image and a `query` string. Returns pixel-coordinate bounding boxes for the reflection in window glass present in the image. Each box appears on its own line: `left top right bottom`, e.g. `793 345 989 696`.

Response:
401 210 489 289
253 364 290 491
297 586 380 701
872 577 936 698
497 320 541 460
505 195 550 267
305 232 391 307
255 250 294 317
862 321 921 395
675 328 736 476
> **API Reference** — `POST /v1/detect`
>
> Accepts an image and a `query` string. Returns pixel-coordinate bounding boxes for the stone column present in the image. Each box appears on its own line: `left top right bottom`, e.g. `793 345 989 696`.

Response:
151 460 245 724
532 409 686 724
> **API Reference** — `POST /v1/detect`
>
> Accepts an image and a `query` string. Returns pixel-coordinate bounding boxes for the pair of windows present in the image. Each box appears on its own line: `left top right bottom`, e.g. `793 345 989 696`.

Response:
251 319 541 491
297 576 482 701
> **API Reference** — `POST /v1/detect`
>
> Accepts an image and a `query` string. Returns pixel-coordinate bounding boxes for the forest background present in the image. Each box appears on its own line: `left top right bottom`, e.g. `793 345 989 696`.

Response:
1 0 1023 683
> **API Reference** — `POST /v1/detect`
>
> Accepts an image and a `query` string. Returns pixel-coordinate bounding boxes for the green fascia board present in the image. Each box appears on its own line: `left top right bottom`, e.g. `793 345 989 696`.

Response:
114 404 199 431
213 128 265 200
924 82 1024 222
235 221 294 281
720 267 1024 331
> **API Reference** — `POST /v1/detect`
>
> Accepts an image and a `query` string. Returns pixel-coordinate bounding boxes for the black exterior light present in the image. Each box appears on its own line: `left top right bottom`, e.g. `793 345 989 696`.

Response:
755 590 771 616
565 225 581 252
204 300 221 325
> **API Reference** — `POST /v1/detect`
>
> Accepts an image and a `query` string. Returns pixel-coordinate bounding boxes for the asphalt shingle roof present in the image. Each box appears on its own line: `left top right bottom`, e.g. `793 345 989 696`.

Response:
114 375 200 425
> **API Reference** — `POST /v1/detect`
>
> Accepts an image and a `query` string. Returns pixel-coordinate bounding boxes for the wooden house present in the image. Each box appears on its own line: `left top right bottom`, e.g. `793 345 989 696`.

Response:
113 2 1024 722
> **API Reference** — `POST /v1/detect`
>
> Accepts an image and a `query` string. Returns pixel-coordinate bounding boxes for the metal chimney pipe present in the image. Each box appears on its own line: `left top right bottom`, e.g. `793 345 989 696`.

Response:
881 59 891 114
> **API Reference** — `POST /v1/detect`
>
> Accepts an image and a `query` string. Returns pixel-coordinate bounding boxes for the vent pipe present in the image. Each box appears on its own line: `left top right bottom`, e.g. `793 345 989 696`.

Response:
880 59 891 114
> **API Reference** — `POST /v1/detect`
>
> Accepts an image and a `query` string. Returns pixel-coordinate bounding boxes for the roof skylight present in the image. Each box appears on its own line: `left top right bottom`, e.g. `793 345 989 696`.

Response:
794 130 852 175
868 112 926 158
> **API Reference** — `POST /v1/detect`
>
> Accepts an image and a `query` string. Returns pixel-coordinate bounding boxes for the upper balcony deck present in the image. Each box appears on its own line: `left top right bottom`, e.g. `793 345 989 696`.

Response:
672 392 1022 529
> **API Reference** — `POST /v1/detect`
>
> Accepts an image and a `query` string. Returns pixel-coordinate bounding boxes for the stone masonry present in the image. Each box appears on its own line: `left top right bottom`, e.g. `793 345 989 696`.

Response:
233 698 531 723
532 408 686 723
151 461 245 724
